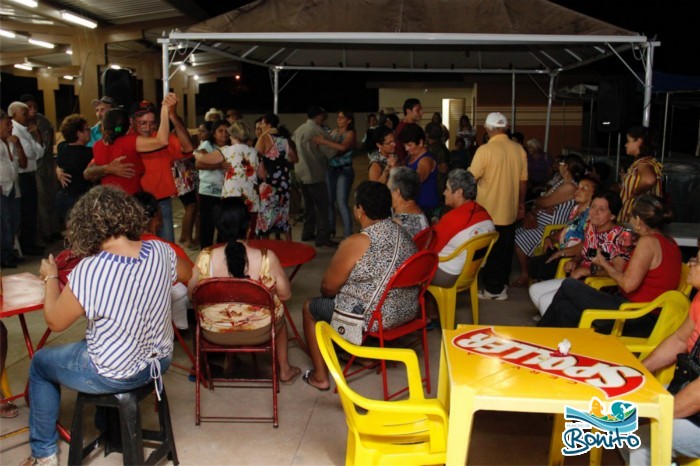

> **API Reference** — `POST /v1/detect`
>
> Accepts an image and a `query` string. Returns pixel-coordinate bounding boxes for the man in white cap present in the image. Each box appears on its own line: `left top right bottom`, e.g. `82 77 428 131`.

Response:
469 112 527 300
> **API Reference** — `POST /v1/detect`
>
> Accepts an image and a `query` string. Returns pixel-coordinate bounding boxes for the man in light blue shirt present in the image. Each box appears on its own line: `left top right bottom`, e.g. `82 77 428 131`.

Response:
87 96 116 148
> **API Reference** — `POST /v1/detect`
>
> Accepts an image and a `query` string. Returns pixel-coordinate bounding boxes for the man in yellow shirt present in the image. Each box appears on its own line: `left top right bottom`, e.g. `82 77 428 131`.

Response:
469 112 527 300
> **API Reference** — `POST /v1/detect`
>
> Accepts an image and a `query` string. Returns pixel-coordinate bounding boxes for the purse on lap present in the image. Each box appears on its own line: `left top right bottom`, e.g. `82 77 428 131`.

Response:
667 336 700 427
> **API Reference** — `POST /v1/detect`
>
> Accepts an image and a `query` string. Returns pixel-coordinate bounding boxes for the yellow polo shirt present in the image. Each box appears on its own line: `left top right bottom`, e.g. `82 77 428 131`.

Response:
469 133 527 225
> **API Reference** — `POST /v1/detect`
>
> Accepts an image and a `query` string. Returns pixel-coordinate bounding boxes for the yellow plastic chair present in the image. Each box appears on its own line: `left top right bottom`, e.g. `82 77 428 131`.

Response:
553 256 572 279
532 223 566 257
427 231 499 329
315 321 448 466
549 291 690 466
585 262 692 297
578 290 690 384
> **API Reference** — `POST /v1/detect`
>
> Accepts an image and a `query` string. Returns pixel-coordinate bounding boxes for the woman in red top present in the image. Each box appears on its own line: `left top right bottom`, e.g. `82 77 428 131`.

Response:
87 93 175 194
539 195 681 335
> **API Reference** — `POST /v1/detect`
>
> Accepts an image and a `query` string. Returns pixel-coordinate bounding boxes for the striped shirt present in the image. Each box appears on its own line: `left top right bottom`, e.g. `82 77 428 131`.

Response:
619 156 663 222
68 240 177 379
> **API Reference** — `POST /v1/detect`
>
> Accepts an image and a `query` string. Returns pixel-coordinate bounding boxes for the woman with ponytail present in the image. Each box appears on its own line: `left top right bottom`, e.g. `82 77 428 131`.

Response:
187 197 301 384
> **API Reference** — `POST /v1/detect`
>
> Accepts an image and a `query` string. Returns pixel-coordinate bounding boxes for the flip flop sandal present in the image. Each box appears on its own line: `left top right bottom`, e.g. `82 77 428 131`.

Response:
1 401 19 418
302 370 330 391
280 367 302 385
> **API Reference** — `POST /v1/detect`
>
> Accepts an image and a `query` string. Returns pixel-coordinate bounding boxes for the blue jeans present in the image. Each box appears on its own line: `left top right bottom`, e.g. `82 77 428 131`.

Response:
327 166 354 237
157 197 175 243
28 341 171 458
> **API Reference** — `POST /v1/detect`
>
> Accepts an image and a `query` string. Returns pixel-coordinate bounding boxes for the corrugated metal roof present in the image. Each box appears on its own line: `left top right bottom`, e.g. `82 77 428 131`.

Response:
54 0 183 24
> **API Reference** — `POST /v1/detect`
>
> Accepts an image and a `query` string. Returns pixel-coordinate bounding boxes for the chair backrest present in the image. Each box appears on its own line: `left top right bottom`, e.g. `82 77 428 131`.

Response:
413 227 437 251
639 290 690 358
678 262 692 296
191 277 276 316
533 223 567 257
366 250 439 332
446 231 499 292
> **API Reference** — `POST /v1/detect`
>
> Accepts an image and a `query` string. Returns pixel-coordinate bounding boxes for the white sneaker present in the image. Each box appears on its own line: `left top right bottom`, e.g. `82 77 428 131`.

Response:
19 454 58 466
478 288 508 301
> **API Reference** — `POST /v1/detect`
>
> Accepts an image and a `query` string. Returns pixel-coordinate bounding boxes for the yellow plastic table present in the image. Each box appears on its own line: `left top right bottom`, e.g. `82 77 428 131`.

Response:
437 325 673 465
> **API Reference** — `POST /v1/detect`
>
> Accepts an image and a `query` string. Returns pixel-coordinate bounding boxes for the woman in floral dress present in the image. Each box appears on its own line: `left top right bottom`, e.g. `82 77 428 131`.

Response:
255 113 297 240
195 121 261 238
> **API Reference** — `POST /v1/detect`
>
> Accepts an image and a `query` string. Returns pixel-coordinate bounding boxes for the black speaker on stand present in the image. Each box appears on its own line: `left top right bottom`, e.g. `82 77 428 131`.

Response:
101 68 135 110
596 76 640 133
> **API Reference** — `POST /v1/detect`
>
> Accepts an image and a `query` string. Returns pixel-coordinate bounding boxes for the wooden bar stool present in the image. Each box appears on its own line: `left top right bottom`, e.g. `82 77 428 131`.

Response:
68 383 178 466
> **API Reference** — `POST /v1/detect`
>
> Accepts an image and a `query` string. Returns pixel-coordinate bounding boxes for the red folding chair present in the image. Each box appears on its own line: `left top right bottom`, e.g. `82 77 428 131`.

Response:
191 278 279 427
344 250 438 400
412 226 437 251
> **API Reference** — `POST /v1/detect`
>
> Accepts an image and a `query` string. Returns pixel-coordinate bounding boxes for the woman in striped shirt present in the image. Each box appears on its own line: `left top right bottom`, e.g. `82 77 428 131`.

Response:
22 186 191 466
618 126 663 222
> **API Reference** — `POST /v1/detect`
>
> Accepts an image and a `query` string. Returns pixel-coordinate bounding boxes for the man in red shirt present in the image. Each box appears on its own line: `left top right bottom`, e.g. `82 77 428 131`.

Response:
394 98 423 164
129 100 193 242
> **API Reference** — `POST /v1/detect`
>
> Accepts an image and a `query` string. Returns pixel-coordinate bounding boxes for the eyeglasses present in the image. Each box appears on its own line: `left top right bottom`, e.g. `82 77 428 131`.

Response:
135 120 156 127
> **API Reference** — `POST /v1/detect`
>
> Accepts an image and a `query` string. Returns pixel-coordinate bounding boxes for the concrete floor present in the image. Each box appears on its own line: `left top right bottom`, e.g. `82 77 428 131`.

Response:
0 159 625 465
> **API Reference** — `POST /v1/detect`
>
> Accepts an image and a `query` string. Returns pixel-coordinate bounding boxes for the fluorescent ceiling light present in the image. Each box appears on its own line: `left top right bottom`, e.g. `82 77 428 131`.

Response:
62 75 74 80
9 0 38 7
194 75 199 80
65 49 73 55
28 38 55 49
0 29 16 39
110 64 121 70
14 63 33 70
61 11 97 29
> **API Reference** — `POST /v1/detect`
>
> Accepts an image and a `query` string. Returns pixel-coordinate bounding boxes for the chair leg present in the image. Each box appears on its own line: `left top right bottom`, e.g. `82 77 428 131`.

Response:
470 281 479 325
422 326 431 394
117 396 145 465
68 395 86 465
195 325 201 426
158 389 179 465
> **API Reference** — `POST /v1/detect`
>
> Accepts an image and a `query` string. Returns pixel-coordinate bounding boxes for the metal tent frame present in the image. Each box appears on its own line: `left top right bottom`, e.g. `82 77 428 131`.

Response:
159 31 658 151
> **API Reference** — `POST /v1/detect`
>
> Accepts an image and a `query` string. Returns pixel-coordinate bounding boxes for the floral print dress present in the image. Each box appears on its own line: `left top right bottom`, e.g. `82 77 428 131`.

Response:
220 142 260 213
256 135 291 234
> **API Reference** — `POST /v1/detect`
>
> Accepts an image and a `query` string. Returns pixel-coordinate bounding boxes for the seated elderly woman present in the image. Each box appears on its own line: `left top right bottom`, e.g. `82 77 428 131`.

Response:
529 191 629 317
302 181 418 391
24 186 191 466
187 197 301 384
512 154 586 286
527 176 601 282
538 195 681 334
621 249 700 465
388 167 429 237
431 169 495 287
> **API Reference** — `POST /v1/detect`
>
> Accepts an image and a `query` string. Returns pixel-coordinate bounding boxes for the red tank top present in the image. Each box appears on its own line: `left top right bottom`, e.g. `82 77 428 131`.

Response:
622 233 681 303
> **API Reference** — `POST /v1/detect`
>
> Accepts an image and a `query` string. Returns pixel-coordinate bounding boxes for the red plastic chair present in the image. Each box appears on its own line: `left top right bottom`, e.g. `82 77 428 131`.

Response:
344 250 439 401
412 227 437 251
191 278 279 427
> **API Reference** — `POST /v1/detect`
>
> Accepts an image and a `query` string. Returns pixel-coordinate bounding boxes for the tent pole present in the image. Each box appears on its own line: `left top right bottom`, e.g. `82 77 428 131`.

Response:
273 67 280 114
642 42 654 127
161 38 170 98
615 132 621 183
511 71 516 131
543 73 555 153
587 98 594 156
661 93 670 162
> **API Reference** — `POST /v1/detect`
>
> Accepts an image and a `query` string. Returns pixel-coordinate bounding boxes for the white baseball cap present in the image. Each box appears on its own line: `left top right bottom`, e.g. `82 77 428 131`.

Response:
485 112 508 129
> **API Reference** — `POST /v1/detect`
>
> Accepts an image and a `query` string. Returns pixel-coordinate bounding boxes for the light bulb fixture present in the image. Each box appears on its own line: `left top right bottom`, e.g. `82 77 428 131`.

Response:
194 75 199 80
110 64 121 70
235 74 241 81
14 63 33 70
28 38 55 49
61 11 97 29
0 29 16 39
179 64 186 71
62 75 74 80
65 49 73 55
9 0 38 7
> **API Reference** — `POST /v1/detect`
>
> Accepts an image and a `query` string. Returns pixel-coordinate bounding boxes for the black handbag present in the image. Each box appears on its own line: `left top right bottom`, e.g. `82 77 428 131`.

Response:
667 336 700 427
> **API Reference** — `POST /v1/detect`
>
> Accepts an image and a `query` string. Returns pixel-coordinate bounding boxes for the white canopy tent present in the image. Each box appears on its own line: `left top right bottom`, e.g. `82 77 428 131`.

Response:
159 0 658 151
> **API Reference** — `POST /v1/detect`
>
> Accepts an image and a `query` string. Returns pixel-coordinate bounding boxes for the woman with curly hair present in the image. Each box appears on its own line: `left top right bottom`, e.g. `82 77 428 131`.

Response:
22 186 191 466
